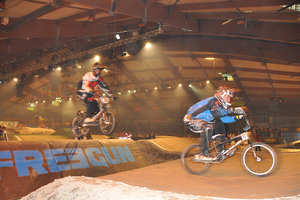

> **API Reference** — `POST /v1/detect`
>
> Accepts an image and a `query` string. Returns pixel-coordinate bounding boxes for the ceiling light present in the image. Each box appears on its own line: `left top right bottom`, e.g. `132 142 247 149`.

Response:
88 14 96 22
115 33 120 40
206 80 210 84
145 42 152 49
178 83 182 87
154 87 158 90
205 57 215 60
13 77 18 82
94 55 100 62
1 16 9 26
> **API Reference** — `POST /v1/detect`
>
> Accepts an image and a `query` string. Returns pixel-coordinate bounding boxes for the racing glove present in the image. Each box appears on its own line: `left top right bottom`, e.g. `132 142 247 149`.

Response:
232 107 246 115
235 115 245 120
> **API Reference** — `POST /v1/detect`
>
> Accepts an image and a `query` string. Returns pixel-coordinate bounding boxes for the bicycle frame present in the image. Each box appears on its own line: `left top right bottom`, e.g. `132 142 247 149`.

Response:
182 117 277 176
200 117 252 161
83 99 109 127
207 131 251 162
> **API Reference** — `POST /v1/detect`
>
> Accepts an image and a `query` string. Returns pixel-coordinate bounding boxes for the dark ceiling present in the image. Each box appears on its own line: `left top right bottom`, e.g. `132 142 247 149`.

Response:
0 0 300 129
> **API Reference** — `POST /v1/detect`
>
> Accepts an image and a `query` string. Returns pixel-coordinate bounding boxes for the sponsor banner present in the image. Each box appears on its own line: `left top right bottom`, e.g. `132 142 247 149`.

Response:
0 140 148 200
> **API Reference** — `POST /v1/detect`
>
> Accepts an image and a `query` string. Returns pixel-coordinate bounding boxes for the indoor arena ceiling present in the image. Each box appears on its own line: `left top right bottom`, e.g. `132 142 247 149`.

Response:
0 0 300 128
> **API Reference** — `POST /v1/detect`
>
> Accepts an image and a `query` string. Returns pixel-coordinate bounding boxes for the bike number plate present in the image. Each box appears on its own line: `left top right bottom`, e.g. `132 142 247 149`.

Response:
241 132 249 141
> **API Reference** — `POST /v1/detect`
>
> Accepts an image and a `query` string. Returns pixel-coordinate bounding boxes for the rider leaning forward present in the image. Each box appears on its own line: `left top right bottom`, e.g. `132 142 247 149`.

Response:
81 63 114 123
183 86 247 161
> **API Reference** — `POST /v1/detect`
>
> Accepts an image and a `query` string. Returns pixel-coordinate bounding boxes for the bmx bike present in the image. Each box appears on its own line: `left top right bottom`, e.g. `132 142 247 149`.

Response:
73 93 116 139
181 117 277 176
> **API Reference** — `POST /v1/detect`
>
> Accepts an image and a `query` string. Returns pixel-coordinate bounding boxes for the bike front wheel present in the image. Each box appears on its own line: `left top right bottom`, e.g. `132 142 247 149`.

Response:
181 144 210 175
99 112 116 135
79 126 92 140
241 142 277 176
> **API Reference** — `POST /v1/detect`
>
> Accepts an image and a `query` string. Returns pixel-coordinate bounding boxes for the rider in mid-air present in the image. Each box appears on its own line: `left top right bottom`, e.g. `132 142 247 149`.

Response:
183 85 247 161
80 63 114 123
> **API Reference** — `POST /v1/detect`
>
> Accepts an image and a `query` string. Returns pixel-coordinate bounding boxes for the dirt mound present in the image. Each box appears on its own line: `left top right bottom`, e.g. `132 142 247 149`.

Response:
12 127 56 135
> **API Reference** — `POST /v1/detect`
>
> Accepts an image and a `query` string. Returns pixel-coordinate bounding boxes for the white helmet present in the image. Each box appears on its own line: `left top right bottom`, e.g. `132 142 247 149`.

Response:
215 86 234 109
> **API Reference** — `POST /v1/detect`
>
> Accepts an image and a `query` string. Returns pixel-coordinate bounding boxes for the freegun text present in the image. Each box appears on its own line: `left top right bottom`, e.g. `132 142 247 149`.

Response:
0 145 135 177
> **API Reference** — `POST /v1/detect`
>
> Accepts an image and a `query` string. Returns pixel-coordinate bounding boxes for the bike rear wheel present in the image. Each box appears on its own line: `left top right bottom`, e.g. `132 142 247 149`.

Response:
100 112 116 135
181 144 210 175
241 142 277 176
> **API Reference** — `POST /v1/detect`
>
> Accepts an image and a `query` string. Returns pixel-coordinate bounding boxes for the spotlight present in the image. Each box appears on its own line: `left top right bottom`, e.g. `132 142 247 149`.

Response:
94 55 100 62
120 51 130 57
178 83 182 87
1 16 9 26
154 87 158 90
145 42 152 49
13 77 18 82
115 33 120 40
188 84 192 88
206 80 210 84
56 66 62 71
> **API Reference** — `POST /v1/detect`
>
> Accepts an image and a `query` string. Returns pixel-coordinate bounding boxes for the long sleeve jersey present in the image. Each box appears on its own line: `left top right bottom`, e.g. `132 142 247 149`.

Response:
187 96 238 124
82 72 112 96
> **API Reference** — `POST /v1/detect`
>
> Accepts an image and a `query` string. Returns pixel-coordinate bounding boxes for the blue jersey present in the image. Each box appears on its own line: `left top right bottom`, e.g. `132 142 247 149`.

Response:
187 96 237 124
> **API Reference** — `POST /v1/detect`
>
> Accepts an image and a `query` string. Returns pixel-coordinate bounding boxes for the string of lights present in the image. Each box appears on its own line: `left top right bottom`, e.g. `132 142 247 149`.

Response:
24 78 213 109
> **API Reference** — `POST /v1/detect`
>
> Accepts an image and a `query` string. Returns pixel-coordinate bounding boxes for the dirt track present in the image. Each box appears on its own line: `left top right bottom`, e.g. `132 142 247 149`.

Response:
101 141 300 199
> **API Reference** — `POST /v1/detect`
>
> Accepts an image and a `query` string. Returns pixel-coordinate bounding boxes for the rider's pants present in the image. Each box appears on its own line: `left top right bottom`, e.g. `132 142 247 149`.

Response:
85 99 99 118
200 120 225 153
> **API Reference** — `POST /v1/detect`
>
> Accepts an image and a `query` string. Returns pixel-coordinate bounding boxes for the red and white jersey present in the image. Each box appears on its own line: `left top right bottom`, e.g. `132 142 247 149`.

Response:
82 72 112 96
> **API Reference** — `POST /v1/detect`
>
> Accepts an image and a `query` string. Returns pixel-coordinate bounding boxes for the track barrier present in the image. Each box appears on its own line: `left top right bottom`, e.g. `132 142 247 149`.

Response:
0 139 180 200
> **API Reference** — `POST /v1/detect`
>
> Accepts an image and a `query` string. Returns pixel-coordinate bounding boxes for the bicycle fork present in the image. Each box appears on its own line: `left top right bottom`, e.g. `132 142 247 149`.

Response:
249 144 261 162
